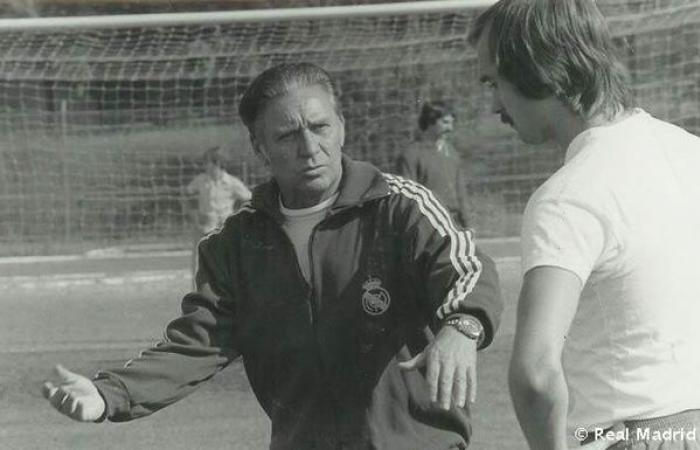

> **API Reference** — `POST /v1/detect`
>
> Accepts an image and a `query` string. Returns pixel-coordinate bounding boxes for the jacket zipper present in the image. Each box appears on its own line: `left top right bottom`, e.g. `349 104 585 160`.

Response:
309 217 346 449
306 223 320 325
274 224 314 320
269 216 340 446
270 206 350 447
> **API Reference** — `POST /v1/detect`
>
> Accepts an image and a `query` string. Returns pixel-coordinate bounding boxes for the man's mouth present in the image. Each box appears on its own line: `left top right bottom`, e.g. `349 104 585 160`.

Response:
301 165 324 175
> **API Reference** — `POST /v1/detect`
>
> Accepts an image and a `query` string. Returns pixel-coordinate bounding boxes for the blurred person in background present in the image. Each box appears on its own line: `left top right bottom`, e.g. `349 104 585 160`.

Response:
185 145 252 281
397 100 471 228
42 62 503 450
469 0 700 449
186 145 252 235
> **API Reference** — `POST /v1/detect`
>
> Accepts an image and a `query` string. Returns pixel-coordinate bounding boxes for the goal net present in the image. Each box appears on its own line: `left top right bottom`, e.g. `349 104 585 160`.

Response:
0 0 698 256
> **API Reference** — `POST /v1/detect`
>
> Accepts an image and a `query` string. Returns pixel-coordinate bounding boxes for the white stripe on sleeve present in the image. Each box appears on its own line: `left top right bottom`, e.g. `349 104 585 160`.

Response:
384 173 482 319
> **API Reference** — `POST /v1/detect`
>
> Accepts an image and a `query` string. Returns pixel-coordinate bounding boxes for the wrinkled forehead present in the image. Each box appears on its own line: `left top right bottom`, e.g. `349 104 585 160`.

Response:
253 84 341 132
277 80 337 108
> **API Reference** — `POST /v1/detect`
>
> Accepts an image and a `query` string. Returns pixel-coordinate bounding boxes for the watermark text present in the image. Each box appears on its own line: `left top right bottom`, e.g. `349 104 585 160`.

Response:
574 426 697 443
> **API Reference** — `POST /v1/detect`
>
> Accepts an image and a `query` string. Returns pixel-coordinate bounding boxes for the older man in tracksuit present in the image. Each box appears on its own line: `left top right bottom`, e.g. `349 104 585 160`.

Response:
43 63 503 450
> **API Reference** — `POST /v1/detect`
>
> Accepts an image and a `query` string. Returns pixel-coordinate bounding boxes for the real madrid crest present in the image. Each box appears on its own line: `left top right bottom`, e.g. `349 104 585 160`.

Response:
361 275 391 316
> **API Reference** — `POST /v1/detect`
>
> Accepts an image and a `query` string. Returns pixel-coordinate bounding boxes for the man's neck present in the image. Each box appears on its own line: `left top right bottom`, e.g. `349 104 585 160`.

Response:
553 115 587 152
553 107 629 151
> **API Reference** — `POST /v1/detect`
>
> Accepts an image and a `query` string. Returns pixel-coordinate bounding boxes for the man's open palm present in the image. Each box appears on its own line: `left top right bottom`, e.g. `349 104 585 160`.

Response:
42 364 105 422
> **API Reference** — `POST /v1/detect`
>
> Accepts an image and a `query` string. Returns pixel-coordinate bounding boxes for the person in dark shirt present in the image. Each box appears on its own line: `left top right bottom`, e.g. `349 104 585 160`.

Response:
397 101 470 227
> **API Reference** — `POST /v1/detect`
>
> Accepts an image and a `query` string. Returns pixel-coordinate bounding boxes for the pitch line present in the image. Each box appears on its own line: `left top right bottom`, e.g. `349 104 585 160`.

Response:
1 340 157 355
0 250 189 265
0 269 190 290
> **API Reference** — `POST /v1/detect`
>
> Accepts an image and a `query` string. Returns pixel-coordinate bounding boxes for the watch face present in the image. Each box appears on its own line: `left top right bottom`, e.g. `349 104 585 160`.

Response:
454 317 483 339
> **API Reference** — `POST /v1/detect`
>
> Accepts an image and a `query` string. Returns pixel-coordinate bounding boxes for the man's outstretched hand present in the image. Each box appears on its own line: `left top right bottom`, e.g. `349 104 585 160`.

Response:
42 364 105 422
398 326 477 410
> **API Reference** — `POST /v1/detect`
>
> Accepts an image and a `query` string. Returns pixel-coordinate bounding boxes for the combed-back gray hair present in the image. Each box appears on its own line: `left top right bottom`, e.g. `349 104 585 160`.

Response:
238 62 342 131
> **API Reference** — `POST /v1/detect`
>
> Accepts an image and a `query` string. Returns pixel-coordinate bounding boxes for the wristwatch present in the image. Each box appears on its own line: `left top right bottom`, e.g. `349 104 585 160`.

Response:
443 315 484 346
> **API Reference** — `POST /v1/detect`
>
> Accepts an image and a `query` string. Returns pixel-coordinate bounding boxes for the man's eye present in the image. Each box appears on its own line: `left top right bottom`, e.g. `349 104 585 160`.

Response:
311 123 330 132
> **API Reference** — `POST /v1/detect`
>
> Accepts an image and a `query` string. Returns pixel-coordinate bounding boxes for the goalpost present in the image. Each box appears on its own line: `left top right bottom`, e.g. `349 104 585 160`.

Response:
0 0 698 256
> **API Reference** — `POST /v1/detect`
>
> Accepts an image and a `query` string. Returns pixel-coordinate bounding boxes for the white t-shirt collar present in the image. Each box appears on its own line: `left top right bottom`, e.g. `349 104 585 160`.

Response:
279 192 340 217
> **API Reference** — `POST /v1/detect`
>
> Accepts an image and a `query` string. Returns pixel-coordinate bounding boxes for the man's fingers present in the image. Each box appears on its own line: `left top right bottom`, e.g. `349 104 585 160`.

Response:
438 365 455 410
43 366 104 422
48 387 70 411
397 352 426 371
54 364 78 384
44 373 80 417
51 388 84 421
453 367 468 408
75 401 86 420
43 364 79 403
42 382 57 400
410 330 479 410
426 352 440 403
58 394 77 417
468 365 477 404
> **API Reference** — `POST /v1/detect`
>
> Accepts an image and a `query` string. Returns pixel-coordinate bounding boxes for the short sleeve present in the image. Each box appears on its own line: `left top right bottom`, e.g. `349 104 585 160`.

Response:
520 197 608 285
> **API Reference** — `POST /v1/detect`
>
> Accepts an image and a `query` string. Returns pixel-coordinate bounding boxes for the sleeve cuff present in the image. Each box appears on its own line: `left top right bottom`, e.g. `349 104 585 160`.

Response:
92 373 132 422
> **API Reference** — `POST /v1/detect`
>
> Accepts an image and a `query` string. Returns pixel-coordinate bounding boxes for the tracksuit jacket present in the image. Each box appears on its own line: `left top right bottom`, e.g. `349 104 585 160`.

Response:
93 156 503 450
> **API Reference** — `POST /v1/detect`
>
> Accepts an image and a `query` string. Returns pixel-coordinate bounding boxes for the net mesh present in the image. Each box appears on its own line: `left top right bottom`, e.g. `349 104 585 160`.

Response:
0 0 698 256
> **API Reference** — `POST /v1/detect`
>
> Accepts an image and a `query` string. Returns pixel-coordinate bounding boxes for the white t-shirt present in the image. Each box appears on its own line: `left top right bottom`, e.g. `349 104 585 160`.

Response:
521 109 700 432
186 171 252 233
279 193 339 283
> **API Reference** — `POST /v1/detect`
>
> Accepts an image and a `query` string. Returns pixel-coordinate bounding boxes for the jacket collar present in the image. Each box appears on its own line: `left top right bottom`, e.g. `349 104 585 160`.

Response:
251 155 390 219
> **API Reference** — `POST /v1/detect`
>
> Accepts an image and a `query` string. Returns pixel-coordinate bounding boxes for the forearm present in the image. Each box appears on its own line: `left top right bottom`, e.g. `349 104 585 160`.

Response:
509 360 570 450
93 344 231 421
394 186 502 347
95 288 239 421
509 267 584 449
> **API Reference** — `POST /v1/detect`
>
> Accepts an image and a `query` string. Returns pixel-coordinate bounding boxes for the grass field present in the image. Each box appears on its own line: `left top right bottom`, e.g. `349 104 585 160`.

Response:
0 252 525 450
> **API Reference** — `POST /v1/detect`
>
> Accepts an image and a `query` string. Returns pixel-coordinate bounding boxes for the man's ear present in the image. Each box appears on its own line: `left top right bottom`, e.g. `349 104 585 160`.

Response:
337 112 346 148
250 133 270 165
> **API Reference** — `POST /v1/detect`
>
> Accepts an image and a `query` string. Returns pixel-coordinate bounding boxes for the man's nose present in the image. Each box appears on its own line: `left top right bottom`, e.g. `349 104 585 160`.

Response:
298 129 320 157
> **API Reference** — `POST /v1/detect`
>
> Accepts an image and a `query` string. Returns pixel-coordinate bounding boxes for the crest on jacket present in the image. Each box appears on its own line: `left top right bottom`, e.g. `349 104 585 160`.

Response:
361 276 391 316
